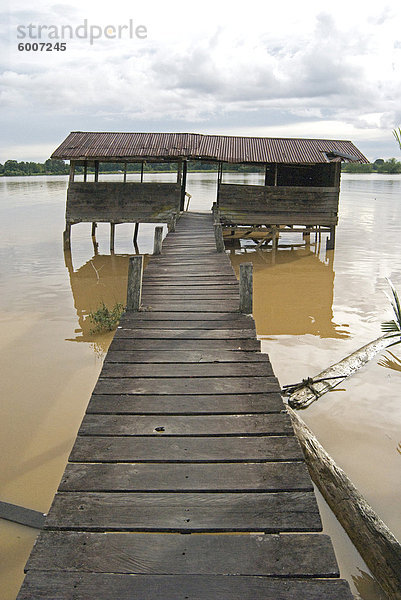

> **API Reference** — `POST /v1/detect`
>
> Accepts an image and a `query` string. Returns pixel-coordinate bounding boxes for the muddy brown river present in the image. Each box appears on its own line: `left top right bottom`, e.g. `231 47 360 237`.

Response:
0 172 400 599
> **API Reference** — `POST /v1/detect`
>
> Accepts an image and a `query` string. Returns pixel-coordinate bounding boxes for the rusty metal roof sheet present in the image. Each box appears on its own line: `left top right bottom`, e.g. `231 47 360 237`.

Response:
51 131 368 164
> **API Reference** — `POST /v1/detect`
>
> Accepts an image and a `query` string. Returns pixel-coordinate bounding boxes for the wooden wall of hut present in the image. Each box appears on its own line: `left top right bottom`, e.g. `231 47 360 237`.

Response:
66 182 181 224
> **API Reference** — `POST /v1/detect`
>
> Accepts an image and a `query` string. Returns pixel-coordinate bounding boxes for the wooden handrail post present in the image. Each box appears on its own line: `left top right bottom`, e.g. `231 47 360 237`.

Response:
168 213 177 233
214 223 225 252
153 226 163 255
239 263 253 314
126 255 143 311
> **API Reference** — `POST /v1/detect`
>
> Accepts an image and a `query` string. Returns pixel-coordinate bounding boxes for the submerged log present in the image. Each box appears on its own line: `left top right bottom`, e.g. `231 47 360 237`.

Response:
285 335 391 409
288 406 401 600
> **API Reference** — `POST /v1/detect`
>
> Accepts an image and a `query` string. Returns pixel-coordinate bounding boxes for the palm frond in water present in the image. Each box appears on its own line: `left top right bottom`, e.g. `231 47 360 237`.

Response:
381 279 401 346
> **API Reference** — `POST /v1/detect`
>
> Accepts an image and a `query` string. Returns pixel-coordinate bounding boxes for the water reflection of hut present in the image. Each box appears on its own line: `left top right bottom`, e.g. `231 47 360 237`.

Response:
230 247 347 339
52 132 368 250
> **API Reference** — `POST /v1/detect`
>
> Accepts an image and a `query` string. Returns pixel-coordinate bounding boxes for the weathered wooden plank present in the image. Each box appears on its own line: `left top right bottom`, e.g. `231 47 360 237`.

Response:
141 292 240 300
59 462 313 492
114 329 256 339
78 413 292 436
0 500 45 530
93 376 280 395
17 572 354 600
45 491 321 532
140 303 240 312
109 338 260 351
105 350 269 363
86 393 284 414
69 435 301 462
99 362 273 378
121 312 241 321
25 532 340 577
142 280 239 286
119 318 254 330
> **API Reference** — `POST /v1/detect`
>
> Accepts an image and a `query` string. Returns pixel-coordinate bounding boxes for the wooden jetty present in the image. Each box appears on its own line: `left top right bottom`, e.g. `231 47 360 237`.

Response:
17 212 353 599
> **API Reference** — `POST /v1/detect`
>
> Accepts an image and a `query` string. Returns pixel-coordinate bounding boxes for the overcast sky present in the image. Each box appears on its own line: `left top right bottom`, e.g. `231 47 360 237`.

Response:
1 0 401 162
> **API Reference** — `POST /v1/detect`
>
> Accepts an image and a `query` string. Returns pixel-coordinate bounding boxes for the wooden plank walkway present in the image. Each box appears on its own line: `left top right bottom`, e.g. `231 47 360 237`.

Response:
17 212 353 599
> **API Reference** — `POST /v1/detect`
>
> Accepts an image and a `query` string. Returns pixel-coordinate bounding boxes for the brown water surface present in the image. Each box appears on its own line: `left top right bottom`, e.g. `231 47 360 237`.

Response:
0 173 400 599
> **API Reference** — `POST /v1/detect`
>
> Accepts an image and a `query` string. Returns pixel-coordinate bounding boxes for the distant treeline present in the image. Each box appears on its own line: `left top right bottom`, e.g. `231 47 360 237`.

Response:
341 158 401 174
1 157 400 177
0 159 262 177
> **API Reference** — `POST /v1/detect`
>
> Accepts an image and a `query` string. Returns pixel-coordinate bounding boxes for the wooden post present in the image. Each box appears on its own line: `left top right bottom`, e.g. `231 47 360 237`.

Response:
94 161 99 182
153 226 163 255
274 163 278 186
141 162 144 183
180 160 187 211
288 406 401 600
214 223 225 253
83 162 87 182
110 223 115 252
63 223 71 250
123 162 127 183
126 255 143 311
239 263 253 314
68 162 75 185
91 222 97 237
177 160 182 184
168 213 177 233
133 222 139 243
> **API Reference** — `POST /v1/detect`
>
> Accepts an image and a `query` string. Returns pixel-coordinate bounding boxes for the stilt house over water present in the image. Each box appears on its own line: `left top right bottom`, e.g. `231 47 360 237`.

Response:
52 132 368 250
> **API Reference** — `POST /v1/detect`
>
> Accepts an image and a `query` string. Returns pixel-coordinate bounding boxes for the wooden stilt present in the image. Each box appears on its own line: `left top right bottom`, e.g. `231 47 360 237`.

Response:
91 222 97 237
133 222 139 244
326 226 336 250
110 223 115 252
63 223 71 250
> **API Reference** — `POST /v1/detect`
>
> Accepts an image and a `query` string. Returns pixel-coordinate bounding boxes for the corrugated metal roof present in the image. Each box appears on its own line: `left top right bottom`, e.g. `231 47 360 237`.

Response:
51 131 368 164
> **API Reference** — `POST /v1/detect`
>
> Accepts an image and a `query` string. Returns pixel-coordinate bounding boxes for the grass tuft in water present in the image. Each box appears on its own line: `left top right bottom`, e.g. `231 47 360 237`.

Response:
89 302 125 334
